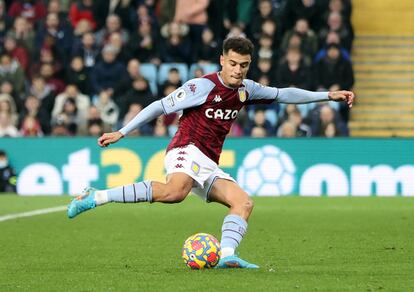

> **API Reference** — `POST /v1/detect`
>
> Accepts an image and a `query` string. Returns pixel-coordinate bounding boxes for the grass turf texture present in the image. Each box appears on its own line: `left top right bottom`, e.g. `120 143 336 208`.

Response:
1 195 414 291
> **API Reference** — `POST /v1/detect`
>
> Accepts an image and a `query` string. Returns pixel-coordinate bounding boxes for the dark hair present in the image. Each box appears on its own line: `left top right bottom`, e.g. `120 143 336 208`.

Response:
223 37 254 57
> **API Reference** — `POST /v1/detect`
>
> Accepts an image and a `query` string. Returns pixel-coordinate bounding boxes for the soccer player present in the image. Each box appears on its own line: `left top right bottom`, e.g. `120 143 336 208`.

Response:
67 37 354 269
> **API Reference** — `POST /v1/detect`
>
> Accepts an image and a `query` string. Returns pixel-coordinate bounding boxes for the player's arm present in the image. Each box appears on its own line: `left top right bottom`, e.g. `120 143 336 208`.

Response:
244 80 354 107
98 78 215 147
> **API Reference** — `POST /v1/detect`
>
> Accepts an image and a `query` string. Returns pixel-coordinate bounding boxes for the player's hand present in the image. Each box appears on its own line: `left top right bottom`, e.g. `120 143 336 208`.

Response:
97 131 124 147
328 90 355 108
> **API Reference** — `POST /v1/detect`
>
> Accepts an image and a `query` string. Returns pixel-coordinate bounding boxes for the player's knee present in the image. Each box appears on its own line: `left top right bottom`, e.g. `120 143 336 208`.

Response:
163 185 189 203
244 198 254 213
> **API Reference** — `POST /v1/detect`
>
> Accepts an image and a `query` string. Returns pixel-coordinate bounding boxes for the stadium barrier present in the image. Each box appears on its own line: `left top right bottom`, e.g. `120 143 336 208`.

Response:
2 137 413 196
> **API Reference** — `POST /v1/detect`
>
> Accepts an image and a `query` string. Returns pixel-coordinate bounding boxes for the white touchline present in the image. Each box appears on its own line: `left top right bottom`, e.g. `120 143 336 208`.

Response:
0 206 67 222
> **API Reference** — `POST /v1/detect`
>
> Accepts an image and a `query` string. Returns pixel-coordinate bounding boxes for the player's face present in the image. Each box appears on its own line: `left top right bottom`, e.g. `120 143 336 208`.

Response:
220 49 251 87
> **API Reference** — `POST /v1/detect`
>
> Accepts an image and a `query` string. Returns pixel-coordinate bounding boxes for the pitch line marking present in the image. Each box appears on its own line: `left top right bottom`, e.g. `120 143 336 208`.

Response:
0 206 67 222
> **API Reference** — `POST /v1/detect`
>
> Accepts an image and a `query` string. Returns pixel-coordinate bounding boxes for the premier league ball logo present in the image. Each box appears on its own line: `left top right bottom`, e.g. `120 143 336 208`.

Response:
237 145 296 196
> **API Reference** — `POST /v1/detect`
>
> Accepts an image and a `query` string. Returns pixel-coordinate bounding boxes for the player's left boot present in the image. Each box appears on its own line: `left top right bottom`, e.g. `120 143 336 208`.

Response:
67 187 97 219
216 255 259 269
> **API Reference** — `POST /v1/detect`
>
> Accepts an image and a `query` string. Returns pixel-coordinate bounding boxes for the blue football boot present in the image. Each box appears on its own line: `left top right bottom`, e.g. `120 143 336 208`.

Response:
67 187 97 219
216 255 259 269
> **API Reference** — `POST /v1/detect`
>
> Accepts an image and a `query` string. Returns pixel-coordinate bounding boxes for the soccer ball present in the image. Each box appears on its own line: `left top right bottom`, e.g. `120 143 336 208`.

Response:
237 145 296 196
182 233 221 269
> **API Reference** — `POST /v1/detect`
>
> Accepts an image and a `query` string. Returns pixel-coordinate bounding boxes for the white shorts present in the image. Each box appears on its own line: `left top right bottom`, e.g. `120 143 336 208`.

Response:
164 144 236 202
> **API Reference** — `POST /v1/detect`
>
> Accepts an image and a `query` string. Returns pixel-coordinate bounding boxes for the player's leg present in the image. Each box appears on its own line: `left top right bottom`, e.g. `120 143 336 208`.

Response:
208 179 258 268
67 173 194 218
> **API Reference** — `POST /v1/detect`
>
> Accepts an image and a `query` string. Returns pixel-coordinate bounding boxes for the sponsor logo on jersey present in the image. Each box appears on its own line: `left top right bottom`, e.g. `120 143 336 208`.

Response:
238 88 246 102
205 108 239 120
188 83 197 93
213 95 222 103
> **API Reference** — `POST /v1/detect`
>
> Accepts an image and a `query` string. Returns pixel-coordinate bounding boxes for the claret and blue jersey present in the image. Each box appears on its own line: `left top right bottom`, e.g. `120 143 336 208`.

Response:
161 72 280 164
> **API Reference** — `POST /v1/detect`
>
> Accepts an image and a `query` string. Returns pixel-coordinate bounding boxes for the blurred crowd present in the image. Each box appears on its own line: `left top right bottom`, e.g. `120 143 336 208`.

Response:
0 0 354 139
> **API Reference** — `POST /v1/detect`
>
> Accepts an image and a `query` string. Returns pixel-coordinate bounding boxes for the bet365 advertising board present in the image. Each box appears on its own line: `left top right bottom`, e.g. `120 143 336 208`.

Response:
1 137 413 196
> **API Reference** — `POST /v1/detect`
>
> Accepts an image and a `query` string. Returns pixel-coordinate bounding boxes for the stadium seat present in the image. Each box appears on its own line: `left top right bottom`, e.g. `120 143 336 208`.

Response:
188 63 220 79
140 63 158 96
158 63 189 85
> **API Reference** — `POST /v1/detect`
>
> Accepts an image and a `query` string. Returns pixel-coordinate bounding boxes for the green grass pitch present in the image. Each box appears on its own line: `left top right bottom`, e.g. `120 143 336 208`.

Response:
1 195 414 291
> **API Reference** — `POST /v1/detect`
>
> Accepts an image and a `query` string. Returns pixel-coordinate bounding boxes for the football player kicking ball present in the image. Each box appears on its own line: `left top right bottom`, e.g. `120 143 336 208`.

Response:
68 37 354 269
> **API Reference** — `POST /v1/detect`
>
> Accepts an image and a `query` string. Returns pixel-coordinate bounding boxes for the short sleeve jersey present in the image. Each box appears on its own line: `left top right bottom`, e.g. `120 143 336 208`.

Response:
160 72 279 164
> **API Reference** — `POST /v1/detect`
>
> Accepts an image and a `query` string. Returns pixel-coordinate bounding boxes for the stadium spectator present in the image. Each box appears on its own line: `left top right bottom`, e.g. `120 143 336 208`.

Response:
249 57 275 85
7 16 36 57
286 108 312 137
129 3 158 31
314 43 354 92
277 120 297 137
51 97 79 135
281 18 318 59
128 19 160 64
0 111 19 137
94 14 129 48
159 67 182 96
0 149 17 193
310 104 347 136
81 105 105 136
38 62 65 95
29 75 55 115
52 84 90 132
314 30 351 63
159 22 192 64
93 0 133 31
7 0 47 26
107 31 132 64
0 81 22 113
35 12 73 59
246 109 275 137
113 58 144 101
193 27 219 64
282 0 325 32
254 34 278 65
18 94 50 135
276 47 312 90
319 11 353 52
0 53 25 98
19 115 43 136
90 44 127 94
93 89 119 130
250 0 279 44
121 76 155 118
30 47 64 81
69 0 97 31
0 93 18 125
3 35 29 73
71 32 100 70
65 55 93 96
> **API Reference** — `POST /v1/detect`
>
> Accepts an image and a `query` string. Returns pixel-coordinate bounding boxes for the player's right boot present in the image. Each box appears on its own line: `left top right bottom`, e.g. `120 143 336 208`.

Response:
67 187 98 219
216 255 259 269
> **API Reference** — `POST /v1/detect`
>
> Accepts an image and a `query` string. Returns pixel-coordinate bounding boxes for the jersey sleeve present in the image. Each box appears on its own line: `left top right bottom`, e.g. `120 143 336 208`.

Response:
243 79 279 105
160 78 215 114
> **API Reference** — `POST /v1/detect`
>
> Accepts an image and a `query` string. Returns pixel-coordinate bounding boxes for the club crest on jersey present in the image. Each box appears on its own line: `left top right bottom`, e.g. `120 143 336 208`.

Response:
191 161 200 174
238 88 246 102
